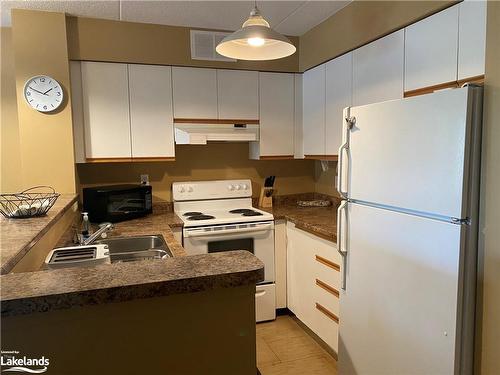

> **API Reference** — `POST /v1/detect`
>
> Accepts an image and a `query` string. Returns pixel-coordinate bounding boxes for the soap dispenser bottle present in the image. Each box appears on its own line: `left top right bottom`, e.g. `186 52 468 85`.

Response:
81 212 92 240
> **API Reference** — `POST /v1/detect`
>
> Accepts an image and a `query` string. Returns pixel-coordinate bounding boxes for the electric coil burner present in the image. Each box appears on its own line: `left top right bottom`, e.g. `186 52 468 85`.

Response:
183 212 204 217
187 214 215 221
173 179 276 323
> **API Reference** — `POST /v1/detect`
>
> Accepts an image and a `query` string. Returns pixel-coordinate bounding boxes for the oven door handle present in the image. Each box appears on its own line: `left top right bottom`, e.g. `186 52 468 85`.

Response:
184 223 274 238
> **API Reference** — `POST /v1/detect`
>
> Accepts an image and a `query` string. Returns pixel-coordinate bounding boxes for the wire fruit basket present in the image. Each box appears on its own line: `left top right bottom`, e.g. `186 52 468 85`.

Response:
0 186 60 219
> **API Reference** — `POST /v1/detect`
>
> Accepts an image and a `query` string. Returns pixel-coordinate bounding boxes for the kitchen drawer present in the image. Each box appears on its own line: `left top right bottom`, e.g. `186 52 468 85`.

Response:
293 225 339 264
315 278 340 316
313 302 339 352
314 253 341 290
256 284 276 323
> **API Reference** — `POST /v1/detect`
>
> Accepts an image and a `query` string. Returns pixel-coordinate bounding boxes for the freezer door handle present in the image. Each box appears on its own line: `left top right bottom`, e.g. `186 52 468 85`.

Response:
337 200 348 290
337 110 354 198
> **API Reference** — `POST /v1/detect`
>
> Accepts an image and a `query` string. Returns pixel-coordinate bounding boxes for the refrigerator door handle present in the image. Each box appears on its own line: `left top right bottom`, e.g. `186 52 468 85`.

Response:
337 200 348 290
337 110 354 198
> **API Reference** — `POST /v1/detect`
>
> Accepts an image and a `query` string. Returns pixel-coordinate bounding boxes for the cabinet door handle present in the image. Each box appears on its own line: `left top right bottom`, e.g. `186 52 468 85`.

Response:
315 255 340 272
316 302 339 323
316 279 339 298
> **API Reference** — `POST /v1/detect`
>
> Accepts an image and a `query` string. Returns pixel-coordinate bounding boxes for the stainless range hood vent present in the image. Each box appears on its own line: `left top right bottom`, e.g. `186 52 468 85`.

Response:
174 123 259 145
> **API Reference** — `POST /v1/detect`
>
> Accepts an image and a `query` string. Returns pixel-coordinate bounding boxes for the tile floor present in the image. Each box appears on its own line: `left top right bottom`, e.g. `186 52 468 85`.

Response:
256 315 337 375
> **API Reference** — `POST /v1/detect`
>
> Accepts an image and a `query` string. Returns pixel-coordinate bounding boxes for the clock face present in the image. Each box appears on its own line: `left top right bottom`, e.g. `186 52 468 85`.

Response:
23 75 64 113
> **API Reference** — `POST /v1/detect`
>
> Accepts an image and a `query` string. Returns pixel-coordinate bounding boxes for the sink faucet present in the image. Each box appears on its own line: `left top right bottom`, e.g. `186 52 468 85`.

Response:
81 222 114 246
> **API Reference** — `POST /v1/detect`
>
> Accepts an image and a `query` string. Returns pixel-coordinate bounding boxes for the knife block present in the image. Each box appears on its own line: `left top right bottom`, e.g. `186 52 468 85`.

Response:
259 187 274 208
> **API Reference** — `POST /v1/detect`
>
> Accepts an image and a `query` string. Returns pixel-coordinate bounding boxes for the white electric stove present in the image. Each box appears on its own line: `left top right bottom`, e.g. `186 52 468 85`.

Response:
173 179 276 322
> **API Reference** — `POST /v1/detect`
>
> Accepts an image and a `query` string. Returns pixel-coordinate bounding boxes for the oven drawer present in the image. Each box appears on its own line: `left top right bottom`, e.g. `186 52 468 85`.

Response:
256 284 276 322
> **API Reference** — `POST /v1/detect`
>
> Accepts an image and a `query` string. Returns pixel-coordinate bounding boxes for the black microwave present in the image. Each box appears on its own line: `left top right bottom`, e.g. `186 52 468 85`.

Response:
82 184 152 223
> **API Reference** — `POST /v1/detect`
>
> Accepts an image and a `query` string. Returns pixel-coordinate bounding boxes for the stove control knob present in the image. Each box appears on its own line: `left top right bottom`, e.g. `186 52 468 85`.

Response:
228 184 235 191
235 185 241 190
242 184 248 190
187 186 193 193
178 186 185 193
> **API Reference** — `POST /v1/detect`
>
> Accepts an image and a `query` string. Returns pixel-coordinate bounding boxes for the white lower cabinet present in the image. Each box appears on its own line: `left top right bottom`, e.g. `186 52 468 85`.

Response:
286 222 340 353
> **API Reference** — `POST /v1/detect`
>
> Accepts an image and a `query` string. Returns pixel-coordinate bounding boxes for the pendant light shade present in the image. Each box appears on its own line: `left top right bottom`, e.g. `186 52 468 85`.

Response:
216 6 296 61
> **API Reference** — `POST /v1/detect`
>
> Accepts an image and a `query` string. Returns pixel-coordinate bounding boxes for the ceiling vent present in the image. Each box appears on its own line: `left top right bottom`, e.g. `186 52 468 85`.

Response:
190 30 236 62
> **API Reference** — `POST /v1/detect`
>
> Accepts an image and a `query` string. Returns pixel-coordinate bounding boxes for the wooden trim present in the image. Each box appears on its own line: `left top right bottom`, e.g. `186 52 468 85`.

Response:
174 118 259 125
404 75 485 99
316 279 340 298
315 255 340 272
304 155 338 161
259 155 295 160
404 80 459 98
86 157 175 163
131 157 175 162
86 157 133 163
457 74 485 87
316 303 339 323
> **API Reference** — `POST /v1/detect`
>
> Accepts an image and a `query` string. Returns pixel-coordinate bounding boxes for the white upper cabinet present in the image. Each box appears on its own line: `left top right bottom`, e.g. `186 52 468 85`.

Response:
353 30 404 106
81 62 131 159
458 1 487 80
172 67 217 119
303 64 326 156
250 72 294 159
217 69 259 120
405 6 459 91
325 52 352 155
128 64 175 158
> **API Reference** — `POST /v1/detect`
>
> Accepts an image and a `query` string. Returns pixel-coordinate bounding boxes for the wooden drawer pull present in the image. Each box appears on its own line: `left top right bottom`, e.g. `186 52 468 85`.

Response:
315 255 340 272
316 302 339 323
316 279 339 298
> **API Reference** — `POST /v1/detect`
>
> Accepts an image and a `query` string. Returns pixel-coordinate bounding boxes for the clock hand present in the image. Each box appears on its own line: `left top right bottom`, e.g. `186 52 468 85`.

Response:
28 86 48 96
43 87 54 95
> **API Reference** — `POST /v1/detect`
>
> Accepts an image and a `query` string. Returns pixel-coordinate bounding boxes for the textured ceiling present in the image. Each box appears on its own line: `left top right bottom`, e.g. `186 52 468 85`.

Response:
0 0 351 36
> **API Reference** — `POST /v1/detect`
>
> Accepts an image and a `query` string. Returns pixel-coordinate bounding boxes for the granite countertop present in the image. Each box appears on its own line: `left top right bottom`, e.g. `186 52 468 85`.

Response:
0 194 79 275
261 197 340 243
1 251 264 317
1 203 264 317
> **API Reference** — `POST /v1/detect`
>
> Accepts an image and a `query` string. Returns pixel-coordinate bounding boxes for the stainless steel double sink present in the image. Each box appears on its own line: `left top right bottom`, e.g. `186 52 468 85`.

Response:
96 235 172 263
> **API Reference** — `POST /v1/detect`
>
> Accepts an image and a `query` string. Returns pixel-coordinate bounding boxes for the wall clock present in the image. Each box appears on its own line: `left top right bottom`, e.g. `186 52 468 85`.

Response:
23 75 64 113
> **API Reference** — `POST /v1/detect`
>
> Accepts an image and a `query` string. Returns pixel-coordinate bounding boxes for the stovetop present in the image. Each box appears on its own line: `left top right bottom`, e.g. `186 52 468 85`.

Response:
173 180 274 227
177 206 273 227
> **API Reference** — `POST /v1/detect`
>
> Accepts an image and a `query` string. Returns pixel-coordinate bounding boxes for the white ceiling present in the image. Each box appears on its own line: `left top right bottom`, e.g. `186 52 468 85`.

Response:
0 0 351 36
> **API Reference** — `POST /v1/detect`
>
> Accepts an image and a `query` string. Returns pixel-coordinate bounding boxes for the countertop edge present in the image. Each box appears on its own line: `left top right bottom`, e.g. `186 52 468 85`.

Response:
1 195 79 275
1 251 264 317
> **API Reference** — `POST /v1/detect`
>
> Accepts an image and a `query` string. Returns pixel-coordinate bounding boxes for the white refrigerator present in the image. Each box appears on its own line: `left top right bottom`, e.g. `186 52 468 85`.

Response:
336 86 482 375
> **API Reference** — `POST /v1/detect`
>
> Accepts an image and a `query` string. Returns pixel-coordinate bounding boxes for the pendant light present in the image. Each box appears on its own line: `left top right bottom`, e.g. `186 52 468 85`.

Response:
216 3 296 61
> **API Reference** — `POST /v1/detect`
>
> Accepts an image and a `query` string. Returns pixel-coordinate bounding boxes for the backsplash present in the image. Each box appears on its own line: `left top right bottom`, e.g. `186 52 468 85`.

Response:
77 143 317 202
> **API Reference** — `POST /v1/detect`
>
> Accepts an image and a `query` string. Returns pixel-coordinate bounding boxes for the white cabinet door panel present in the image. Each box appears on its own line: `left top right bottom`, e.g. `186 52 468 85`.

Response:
172 67 217 118
81 62 131 158
217 69 259 119
458 0 487 80
326 52 352 155
303 64 326 155
404 6 459 91
129 64 175 158
353 30 404 106
258 72 295 157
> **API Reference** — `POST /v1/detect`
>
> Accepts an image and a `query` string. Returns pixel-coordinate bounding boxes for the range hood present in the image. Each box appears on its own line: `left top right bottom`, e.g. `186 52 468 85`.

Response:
174 123 259 145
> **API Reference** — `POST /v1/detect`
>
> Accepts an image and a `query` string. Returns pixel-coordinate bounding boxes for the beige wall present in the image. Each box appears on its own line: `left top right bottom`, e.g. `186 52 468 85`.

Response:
478 1 500 373
299 1 455 71
77 143 316 202
0 27 22 192
67 16 299 73
10 9 76 193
